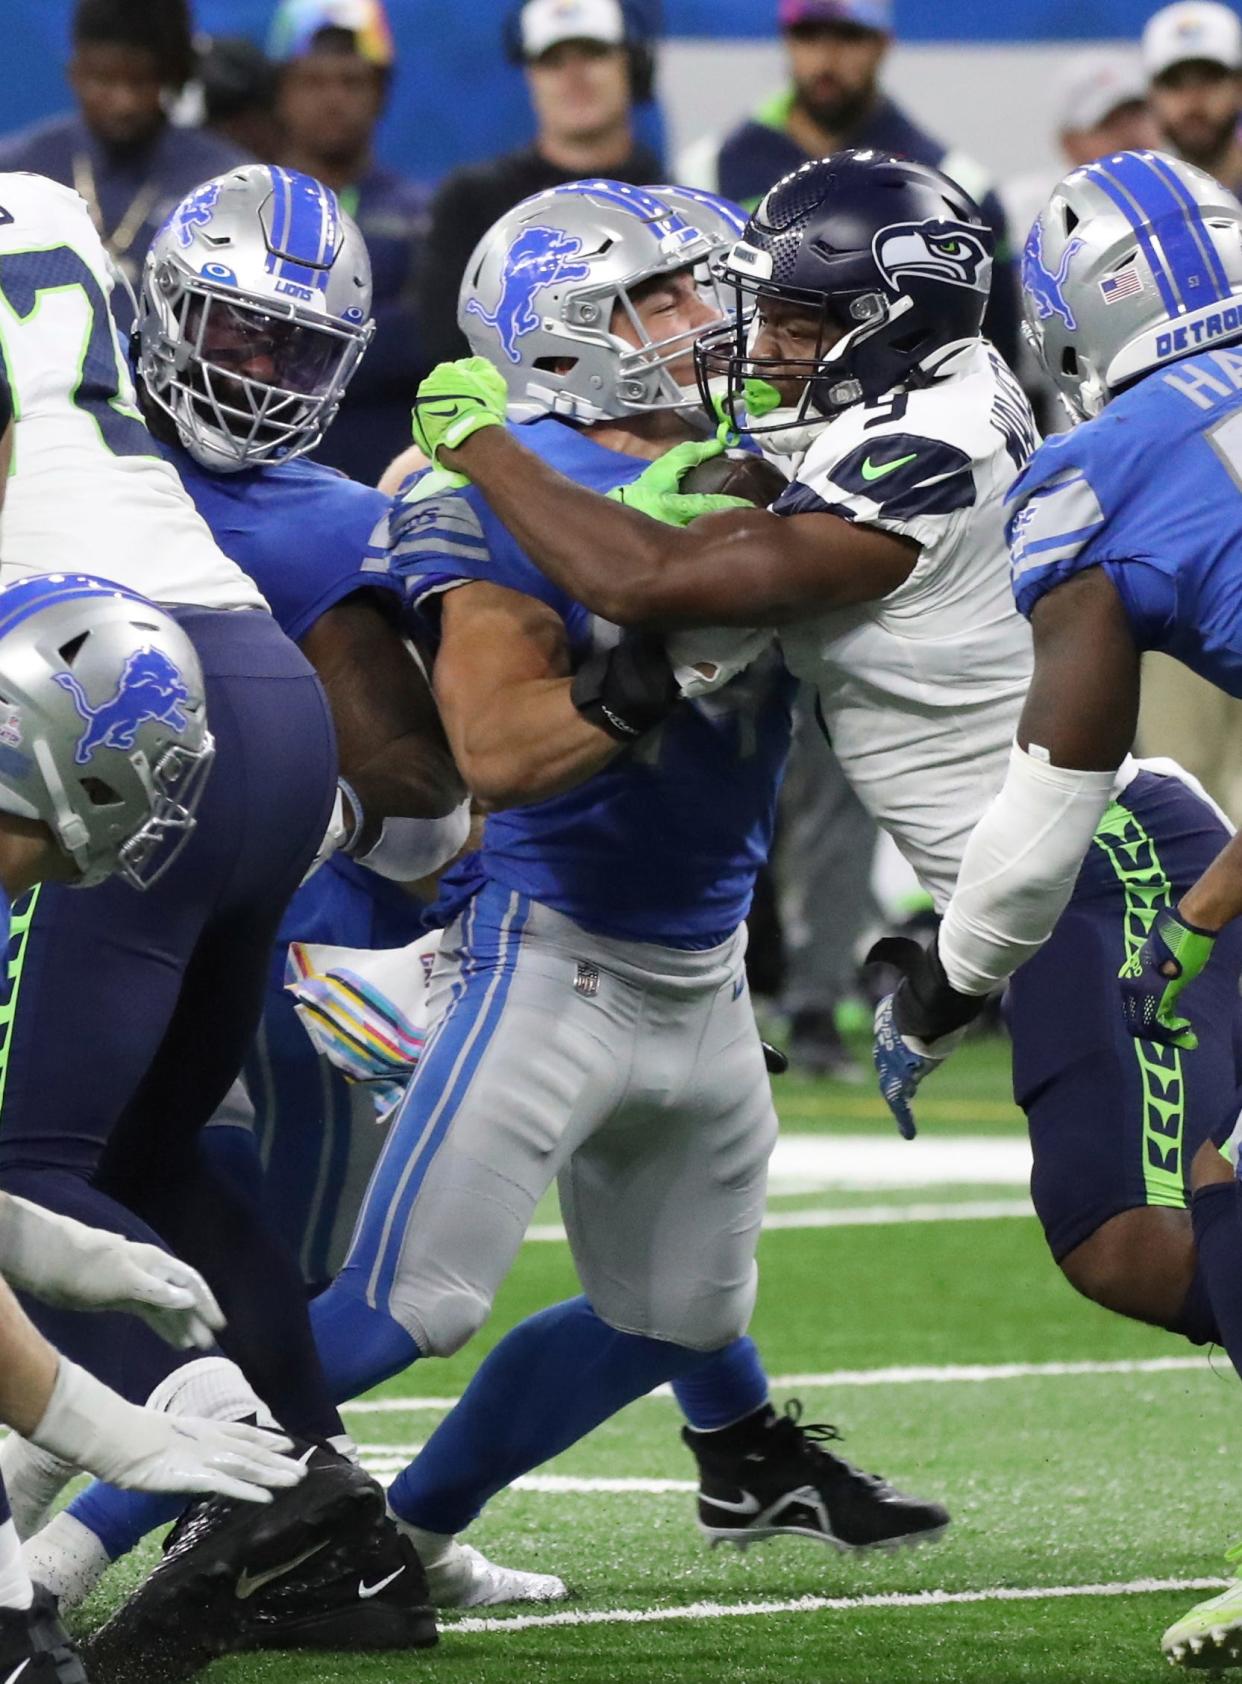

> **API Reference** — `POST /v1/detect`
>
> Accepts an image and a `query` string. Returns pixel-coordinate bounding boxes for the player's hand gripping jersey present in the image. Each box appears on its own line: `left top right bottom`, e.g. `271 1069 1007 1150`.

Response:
771 341 1043 908
0 173 264 611
1008 344 1242 694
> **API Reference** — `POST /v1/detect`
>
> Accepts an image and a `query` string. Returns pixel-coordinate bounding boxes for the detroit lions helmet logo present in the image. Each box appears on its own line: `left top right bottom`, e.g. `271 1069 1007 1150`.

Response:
1022 220 1084 330
174 182 221 249
54 648 191 766
464 227 592 364
873 219 993 293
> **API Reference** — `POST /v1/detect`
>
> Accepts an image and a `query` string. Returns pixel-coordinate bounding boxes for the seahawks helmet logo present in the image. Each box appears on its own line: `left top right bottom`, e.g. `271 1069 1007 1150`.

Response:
873 219 992 293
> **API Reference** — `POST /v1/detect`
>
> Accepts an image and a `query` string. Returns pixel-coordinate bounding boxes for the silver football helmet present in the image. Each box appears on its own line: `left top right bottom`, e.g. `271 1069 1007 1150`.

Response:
0 575 214 889
1023 149 1242 420
137 164 374 472
457 178 746 423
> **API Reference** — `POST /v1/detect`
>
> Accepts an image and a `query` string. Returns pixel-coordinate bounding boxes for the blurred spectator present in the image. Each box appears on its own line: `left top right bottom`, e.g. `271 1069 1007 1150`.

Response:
267 0 430 482
678 0 1020 370
0 0 245 299
1002 52 1154 259
418 0 664 369
1135 2 1242 819
198 35 281 160
1003 52 1155 429
1143 0 1242 192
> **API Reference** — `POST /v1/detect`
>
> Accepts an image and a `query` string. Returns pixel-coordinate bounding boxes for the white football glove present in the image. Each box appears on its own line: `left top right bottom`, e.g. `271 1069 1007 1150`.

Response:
30 1357 306 1504
0 1194 224 1349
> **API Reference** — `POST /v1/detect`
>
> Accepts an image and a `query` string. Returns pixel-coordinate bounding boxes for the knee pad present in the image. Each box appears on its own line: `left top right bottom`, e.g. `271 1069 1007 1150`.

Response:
390 1277 493 1358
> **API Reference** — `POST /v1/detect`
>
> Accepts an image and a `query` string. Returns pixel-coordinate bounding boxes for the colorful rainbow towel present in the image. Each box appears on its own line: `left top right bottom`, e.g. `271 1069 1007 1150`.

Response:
284 928 441 1120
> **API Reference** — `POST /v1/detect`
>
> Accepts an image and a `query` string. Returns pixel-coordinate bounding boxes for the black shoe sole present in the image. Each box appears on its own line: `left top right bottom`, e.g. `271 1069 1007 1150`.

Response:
84 1464 395 1684
700 1519 950 1554
249 1602 439 1651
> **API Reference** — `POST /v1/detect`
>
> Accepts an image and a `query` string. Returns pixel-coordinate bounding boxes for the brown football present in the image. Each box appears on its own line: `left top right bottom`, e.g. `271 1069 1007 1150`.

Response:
679 450 789 507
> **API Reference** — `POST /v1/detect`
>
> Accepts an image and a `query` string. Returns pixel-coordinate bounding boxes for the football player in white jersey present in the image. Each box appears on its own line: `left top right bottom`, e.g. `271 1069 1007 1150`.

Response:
0 172 438 1670
407 150 1242 1515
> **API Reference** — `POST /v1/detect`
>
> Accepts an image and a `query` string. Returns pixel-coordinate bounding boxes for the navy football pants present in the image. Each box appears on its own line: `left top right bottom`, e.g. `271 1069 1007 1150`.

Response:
0 609 341 1436
1011 768 1242 1261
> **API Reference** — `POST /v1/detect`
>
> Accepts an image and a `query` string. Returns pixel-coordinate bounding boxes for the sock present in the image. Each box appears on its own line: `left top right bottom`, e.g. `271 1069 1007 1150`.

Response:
65 1357 282 1569
310 1278 420 1404
1191 1181 1242 1381
387 1295 714 1536
0 1437 78 1540
387 1509 453 1570
672 1336 770 1431
21 1513 109 1612
1175 1258 1221 1347
0 1485 33 1611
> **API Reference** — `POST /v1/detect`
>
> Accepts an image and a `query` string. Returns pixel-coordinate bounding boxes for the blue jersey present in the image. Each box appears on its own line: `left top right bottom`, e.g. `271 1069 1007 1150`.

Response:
390 417 795 947
164 448 399 643
1007 347 1242 696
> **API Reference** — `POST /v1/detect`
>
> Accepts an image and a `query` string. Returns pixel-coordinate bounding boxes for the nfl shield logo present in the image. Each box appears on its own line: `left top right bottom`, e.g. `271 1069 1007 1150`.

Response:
574 962 600 998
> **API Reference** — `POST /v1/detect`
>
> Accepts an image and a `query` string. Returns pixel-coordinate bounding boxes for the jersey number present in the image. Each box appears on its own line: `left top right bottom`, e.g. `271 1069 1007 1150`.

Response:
0 245 150 457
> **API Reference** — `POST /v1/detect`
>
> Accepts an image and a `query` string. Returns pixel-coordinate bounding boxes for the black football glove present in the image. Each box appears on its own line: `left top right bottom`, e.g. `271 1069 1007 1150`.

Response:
571 631 679 743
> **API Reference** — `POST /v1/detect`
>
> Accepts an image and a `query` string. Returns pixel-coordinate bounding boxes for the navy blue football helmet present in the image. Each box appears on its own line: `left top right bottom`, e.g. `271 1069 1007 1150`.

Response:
695 149 995 435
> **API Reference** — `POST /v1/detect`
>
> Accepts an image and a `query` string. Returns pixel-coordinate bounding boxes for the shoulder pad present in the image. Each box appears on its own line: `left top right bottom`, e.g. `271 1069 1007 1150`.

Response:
816 432 976 523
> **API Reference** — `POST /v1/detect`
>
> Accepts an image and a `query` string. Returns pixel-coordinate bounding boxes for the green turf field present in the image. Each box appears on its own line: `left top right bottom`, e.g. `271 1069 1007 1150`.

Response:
75 1033 1242 1683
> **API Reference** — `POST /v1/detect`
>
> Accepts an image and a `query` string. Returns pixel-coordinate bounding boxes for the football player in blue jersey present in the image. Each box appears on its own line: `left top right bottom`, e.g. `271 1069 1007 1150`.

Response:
0 167 454 1670
863 148 1242 1667
409 152 1242 1642
5 166 497 1660
306 176 949 1601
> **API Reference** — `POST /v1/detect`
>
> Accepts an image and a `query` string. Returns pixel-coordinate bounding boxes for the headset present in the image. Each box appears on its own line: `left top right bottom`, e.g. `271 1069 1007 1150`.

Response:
503 0 659 105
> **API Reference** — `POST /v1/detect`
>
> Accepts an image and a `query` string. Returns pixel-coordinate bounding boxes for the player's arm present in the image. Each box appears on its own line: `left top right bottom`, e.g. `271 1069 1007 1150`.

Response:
937 568 1140 1001
299 594 468 874
439 427 918 628
872 567 1140 1135
433 583 636 810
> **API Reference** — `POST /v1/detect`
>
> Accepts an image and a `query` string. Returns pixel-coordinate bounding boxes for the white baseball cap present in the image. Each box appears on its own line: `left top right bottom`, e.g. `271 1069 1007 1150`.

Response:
1055 51 1147 133
519 0 626 59
1142 1 1242 80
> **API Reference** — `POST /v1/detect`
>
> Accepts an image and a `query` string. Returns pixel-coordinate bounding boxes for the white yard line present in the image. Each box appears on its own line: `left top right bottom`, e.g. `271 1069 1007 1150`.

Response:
341 1353 1216 1418
449 1576 1228 1634
526 1197 1034 1242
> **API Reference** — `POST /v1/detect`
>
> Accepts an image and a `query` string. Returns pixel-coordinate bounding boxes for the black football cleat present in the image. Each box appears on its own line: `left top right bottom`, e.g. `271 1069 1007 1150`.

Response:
0 1583 88 1683
83 1442 436 1684
683 1400 950 1553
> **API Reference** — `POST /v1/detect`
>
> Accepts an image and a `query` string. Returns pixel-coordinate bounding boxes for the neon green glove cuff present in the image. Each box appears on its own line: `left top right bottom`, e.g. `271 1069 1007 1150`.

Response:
411 356 509 475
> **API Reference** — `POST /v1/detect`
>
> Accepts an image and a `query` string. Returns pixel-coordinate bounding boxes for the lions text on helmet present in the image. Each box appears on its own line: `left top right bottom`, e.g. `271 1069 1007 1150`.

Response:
137 164 374 471
0 575 213 890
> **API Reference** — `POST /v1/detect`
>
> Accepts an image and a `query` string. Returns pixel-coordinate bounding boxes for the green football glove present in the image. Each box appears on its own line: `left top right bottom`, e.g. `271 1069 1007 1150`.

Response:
607 438 754 527
1118 906 1217 1050
410 357 508 477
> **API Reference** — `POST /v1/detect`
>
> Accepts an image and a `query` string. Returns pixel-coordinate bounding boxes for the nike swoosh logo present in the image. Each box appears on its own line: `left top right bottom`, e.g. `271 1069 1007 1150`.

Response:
358 1565 407 1599
860 453 917 482
236 1540 329 1600
702 1490 762 1516
5 1661 31 1684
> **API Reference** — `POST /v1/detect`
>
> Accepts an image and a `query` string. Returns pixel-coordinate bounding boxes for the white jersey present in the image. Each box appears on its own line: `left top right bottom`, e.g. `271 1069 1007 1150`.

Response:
0 173 266 612
775 341 1039 910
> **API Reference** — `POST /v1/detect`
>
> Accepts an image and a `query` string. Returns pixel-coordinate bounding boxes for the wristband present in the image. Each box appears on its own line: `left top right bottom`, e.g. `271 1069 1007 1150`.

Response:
570 633 679 743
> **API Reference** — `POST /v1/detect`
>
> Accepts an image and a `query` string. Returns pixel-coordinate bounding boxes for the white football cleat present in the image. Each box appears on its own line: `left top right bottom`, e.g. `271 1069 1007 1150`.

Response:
388 1514 567 1610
